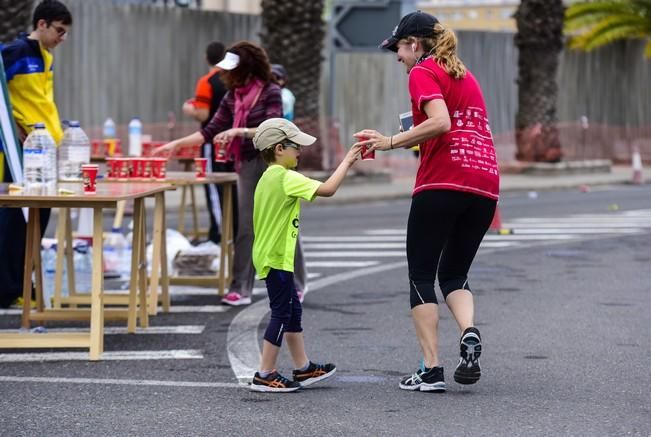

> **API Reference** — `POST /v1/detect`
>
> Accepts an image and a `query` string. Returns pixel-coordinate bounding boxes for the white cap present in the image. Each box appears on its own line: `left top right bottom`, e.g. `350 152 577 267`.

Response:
216 52 240 70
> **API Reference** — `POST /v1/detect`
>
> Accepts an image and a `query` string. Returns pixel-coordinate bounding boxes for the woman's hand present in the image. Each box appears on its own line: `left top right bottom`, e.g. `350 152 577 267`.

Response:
214 128 244 144
353 130 392 152
152 141 177 157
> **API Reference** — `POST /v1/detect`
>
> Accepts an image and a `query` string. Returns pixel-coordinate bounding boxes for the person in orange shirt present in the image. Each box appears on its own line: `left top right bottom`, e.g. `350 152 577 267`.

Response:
182 41 236 244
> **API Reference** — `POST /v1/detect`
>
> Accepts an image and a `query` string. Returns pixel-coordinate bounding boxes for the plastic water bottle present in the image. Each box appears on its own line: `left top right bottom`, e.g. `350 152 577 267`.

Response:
103 118 116 139
23 123 56 192
59 120 91 181
104 228 129 277
74 241 93 293
128 117 142 156
42 246 57 308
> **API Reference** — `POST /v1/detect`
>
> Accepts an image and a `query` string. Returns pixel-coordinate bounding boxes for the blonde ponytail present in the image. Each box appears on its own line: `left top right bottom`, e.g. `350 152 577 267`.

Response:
419 23 466 79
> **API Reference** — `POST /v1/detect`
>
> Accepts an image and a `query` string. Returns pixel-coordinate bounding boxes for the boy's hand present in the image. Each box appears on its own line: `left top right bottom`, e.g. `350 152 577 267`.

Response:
353 130 392 152
344 144 363 165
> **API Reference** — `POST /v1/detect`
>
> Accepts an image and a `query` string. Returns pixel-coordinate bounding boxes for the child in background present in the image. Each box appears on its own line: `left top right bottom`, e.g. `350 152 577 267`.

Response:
250 118 362 392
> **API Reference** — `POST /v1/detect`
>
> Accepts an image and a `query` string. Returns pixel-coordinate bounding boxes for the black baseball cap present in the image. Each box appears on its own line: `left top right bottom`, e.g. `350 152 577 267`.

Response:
379 11 439 52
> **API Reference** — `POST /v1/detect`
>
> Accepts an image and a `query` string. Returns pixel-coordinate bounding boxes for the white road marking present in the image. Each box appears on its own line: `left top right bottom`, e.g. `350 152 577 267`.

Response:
0 350 204 363
505 228 641 234
304 242 517 250
0 375 242 389
0 325 204 335
168 305 230 313
307 261 380 268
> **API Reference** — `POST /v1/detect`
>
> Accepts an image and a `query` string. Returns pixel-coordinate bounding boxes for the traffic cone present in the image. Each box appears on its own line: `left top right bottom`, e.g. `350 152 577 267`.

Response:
489 206 512 235
631 147 644 185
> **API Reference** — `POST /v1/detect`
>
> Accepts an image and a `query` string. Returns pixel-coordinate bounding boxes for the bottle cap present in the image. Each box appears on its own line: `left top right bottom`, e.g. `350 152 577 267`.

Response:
34 122 46 129
68 120 80 128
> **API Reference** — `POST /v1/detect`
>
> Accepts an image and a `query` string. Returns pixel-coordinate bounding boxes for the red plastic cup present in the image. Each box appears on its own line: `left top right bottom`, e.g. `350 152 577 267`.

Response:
81 164 99 194
91 139 102 157
152 158 168 180
142 158 153 179
360 137 375 160
116 158 130 180
194 157 208 179
105 157 117 179
214 142 227 163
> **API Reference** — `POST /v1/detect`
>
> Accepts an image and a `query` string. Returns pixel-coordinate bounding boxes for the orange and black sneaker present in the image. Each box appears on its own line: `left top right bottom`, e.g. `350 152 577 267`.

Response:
250 370 301 393
293 361 336 387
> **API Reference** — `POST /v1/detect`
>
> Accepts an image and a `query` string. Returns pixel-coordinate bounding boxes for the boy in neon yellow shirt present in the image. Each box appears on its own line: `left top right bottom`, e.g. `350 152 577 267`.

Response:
250 118 362 392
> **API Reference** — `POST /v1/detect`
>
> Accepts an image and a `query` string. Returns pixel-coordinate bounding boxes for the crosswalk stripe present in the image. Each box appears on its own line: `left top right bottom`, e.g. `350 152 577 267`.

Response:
0 325 205 335
505 228 641 234
307 261 380 267
0 375 242 389
303 235 576 242
168 305 230 313
304 242 517 250
305 243 404 249
0 350 204 363
303 236 405 242
306 251 405 257
504 222 651 228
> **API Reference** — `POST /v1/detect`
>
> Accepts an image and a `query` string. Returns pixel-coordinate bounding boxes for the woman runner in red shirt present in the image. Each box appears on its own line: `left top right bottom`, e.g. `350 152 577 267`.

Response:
354 11 499 392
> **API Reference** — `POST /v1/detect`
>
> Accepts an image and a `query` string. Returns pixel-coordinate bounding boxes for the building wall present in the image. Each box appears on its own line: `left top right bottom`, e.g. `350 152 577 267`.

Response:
201 0 261 14
418 1 518 31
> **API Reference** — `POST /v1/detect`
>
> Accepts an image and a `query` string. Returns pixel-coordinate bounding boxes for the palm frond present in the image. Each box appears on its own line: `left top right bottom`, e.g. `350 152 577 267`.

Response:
565 0 651 56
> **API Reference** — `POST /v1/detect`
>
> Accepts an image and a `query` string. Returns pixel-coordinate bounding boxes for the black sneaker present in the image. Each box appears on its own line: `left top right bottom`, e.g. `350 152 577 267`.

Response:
293 361 336 387
250 370 301 393
454 327 482 385
399 365 446 392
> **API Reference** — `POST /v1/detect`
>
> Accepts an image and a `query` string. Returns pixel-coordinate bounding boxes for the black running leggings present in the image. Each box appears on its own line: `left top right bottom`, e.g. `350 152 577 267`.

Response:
407 190 497 308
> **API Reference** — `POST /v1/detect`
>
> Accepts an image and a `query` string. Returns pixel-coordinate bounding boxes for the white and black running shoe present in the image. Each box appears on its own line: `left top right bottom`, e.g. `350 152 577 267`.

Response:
399 365 446 392
454 327 482 385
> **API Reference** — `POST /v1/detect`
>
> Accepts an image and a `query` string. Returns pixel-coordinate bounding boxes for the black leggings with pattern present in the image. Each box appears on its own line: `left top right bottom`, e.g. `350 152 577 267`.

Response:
407 190 497 308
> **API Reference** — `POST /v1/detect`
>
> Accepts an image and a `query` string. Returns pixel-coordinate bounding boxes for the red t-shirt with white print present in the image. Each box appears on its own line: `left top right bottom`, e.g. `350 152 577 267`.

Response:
408 58 499 200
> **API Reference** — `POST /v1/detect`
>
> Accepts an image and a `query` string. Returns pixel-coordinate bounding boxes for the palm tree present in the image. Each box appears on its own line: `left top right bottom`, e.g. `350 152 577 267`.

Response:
514 0 565 162
565 0 651 57
260 0 326 169
0 0 33 44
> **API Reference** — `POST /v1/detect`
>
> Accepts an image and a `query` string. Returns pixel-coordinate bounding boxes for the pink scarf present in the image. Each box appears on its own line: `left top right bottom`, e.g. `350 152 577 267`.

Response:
228 78 264 168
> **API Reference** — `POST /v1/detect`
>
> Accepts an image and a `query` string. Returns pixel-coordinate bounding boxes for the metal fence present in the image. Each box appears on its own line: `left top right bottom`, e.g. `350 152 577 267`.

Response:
333 33 650 163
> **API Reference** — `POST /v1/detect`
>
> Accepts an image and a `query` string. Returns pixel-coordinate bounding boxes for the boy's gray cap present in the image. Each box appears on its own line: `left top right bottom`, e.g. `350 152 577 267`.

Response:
253 118 317 151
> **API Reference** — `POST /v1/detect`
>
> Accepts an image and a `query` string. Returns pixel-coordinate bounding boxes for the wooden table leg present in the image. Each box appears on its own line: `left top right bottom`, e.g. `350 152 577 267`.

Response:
190 185 200 240
127 199 143 333
21 208 37 329
54 208 66 309
89 207 105 360
112 200 126 230
178 185 187 234
160 192 170 312
137 199 148 328
149 192 170 313
218 183 234 297
65 208 77 301
33 211 44 313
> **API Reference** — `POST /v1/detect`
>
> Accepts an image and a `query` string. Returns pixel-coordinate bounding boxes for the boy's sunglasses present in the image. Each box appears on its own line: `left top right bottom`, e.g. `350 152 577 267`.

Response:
282 141 301 150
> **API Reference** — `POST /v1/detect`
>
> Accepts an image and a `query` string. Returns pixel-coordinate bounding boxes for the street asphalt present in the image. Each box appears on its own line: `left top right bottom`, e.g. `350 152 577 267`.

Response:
0 181 650 436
